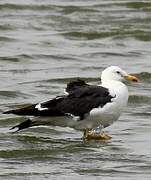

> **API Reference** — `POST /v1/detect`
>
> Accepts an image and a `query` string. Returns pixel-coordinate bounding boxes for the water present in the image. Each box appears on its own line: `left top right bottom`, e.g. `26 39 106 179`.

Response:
0 0 151 179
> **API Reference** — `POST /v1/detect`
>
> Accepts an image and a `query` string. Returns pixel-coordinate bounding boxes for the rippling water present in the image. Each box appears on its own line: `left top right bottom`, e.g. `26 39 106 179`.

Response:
0 0 151 179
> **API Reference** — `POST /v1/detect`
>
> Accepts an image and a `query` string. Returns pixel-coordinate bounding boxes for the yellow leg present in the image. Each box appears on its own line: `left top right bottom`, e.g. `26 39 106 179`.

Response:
83 129 89 139
83 129 112 140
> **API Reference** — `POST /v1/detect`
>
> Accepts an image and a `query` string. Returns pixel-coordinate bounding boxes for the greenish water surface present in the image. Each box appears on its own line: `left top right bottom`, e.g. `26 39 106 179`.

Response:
0 0 151 179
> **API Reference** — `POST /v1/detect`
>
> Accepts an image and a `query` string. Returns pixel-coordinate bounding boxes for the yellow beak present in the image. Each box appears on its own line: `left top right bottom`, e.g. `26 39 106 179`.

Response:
124 75 139 82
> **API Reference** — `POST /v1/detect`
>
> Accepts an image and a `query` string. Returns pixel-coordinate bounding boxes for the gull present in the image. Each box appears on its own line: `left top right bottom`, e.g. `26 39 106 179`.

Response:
3 66 138 140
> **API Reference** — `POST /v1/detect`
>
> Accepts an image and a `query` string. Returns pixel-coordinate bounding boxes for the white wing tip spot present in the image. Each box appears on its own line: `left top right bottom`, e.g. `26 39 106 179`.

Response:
35 103 48 111
64 89 69 95
65 113 80 121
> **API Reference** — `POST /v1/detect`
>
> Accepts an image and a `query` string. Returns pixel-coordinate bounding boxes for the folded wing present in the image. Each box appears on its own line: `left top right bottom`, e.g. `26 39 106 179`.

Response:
3 80 114 119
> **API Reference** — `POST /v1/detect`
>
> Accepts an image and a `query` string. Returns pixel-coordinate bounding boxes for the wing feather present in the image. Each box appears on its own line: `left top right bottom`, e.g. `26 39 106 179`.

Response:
3 85 113 119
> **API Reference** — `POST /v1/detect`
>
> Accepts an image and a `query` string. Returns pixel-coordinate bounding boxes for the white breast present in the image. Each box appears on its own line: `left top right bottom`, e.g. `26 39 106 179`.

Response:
89 80 128 128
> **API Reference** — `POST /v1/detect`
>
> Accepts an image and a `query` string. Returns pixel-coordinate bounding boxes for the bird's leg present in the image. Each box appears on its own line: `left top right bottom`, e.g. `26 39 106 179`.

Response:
83 129 89 139
83 127 112 140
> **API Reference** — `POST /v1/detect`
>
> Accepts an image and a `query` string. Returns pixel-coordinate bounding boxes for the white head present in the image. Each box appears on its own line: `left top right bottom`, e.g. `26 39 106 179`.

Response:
101 66 138 82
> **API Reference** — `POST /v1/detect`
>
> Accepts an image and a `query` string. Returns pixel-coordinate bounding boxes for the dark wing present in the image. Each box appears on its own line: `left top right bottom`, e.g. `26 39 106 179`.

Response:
56 85 113 118
65 79 89 94
3 85 114 119
3 99 65 116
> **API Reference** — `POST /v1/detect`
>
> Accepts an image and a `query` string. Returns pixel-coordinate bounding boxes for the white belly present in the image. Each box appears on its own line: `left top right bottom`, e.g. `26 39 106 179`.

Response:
32 81 128 131
73 102 122 130
73 81 129 130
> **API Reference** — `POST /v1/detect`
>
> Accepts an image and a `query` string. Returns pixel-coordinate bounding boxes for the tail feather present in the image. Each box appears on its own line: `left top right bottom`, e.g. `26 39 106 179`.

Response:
10 119 32 133
3 104 36 116
3 110 14 114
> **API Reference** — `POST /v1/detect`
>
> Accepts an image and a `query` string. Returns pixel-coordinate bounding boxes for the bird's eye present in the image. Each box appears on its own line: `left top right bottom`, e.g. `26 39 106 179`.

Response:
116 71 120 74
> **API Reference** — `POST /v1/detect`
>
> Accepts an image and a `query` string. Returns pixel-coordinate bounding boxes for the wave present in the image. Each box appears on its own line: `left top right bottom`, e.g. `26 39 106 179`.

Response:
0 3 56 11
62 30 151 41
136 72 151 82
0 91 31 99
0 54 33 62
0 36 16 42
129 95 151 104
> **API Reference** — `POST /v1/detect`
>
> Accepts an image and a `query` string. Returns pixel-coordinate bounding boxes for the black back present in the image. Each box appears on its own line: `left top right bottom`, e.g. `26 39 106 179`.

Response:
3 80 114 119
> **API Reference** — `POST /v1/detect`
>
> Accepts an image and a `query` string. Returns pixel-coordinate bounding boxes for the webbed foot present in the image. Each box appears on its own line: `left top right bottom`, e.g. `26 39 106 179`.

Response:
83 129 112 140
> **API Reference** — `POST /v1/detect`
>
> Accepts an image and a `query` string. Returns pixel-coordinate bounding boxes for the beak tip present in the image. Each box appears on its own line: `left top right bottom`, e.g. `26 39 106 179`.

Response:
125 75 139 82
132 78 139 82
